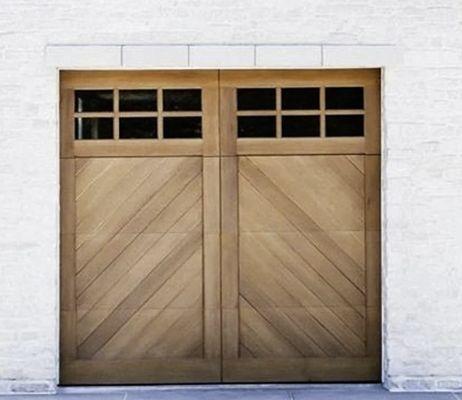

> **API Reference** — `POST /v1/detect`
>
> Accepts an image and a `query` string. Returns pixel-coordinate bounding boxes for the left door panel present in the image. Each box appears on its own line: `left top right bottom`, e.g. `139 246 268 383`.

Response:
60 71 221 384
61 157 221 384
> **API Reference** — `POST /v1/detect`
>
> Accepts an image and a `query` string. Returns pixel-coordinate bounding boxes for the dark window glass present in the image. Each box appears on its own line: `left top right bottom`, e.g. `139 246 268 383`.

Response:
326 87 364 109
282 116 320 137
237 89 276 110
163 89 201 111
282 88 319 110
119 117 157 139
119 90 157 111
326 115 364 137
74 118 113 139
238 116 276 138
163 117 202 139
75 90 113 112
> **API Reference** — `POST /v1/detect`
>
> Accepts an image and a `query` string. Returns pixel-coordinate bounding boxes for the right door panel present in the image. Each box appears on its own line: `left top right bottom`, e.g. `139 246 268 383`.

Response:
224 155 378 382
220 70 381 382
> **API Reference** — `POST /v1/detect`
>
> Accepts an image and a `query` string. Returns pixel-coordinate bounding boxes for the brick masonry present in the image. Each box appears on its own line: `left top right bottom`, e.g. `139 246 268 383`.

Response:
0 0 462 394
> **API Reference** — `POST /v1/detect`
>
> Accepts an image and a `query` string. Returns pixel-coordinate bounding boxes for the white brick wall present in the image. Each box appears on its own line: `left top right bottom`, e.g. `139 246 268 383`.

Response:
1 0 462 393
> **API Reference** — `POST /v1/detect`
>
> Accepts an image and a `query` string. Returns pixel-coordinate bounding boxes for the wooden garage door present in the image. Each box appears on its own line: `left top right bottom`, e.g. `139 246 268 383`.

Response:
60 69 380 385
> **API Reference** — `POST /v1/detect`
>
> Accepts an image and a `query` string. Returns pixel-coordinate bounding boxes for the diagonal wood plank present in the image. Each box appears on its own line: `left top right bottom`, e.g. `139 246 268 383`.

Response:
76 178 202 312
92 248 203 360
76 158 201 292
248 156 364 231
76 157 200 267
240 235 365 355
240 297 303 358
239 156 364 289
255 233 366 329
77 227 202 358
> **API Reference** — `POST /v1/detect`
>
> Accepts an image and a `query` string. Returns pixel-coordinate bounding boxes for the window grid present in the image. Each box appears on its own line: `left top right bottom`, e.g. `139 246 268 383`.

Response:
236 86 365 139
73 88 203 140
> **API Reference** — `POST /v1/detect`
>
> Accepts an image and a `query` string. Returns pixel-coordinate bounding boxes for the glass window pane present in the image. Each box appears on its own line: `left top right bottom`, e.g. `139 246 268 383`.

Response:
75 90 113 112
119 90 157 112
163 89 201 111
74 118 113 139
282 116 320 137
120 117 157 139
326 87 364 109
237 88 276 110
326 115 364 137
282 88 319 110
163 117 202 139
238 116 276 138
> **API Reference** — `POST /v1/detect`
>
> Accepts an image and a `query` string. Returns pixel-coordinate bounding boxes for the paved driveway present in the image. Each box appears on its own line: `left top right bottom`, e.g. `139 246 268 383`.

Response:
1 385 460 399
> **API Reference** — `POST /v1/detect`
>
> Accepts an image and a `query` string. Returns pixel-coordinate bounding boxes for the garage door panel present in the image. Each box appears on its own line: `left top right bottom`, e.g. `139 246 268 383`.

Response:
61 155 220 383
243 156 365 232
238 156 364 285
278 232 365 304
77 228 202 359
221 153 375 381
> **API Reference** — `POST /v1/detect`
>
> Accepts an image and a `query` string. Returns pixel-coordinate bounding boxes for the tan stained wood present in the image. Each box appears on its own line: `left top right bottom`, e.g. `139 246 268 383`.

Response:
60 69 381 385
73 140 203 158
220 156 239 360
365 155 381 356
61 157 220 384
60 88 74 158
237 138 365 155
61 359 220 384
203 157 221 359
60 158 76 365
223 357 379 382
61 70 219 158
220 69 380 156
220 154 380 382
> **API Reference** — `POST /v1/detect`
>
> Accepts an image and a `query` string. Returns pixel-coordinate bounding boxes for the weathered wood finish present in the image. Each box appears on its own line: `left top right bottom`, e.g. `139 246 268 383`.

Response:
60 69 381 384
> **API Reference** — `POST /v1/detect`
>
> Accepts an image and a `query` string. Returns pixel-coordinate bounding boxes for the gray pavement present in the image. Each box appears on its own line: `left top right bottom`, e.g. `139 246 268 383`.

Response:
1 385 460 399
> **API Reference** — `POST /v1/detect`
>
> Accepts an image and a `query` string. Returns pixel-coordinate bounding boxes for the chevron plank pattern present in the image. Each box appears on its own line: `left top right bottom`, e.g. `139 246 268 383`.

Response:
74 157 204 361
238 155 366 359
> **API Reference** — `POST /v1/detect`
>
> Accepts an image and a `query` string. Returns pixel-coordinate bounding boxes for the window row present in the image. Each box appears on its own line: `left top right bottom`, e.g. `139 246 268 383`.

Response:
75 89 202 112
238 115 363 138
75 117 201 140
73 87 365 140
237 87 364 111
